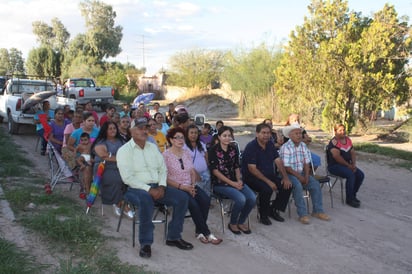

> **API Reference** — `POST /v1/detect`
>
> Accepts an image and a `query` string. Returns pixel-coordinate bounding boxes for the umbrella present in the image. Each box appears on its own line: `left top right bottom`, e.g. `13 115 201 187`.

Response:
86 161 105 214
132 92 155 106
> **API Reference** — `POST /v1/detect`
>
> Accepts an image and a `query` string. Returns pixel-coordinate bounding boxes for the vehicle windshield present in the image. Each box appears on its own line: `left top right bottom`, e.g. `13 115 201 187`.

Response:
69 79 95 88
10 80 54 94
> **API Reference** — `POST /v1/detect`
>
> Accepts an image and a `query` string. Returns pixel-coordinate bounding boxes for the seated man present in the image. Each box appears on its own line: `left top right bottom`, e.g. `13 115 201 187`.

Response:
279 125 330 225
117 117 193 259
242 123 292 225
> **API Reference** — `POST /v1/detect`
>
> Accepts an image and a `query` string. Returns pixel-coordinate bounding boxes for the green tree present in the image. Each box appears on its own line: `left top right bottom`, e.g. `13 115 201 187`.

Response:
0 49 11 75
274 0 411 132
168 48 226 89
223 43 282 118
26 47 59 77
79 0 123 59
31 18 70 77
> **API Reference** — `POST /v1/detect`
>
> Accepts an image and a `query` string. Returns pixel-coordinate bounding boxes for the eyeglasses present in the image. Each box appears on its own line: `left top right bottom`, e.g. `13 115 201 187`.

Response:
172 136 185 140
148 123 157 126
178 158 184 170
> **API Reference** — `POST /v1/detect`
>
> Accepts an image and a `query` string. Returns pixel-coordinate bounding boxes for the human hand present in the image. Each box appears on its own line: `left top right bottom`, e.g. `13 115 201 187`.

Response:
282 178 292 190
270 182 278 191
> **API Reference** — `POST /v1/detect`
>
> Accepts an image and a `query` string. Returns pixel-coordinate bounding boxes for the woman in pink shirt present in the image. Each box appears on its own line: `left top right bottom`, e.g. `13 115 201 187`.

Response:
163 127 222 245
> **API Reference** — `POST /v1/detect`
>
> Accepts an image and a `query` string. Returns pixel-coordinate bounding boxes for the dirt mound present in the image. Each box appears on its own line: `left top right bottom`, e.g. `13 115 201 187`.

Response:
184 94 239 119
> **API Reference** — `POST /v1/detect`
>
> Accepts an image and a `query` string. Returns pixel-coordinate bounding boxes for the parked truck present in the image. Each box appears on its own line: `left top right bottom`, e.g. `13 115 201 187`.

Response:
63 78 114 110
0 78 76 134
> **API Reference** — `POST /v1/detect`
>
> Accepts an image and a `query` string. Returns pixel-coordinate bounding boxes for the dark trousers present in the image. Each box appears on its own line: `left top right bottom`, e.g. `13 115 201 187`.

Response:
246 176 291 218
328 164 364 201
184 185 211 236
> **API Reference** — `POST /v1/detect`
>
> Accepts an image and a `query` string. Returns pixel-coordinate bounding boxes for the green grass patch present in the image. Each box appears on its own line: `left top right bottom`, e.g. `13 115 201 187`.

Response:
0 129 32 176
0 237 45 274
354 142 412 161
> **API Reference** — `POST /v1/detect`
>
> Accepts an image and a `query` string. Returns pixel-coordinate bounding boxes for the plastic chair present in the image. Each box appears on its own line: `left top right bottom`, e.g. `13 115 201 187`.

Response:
194 114 206 126
117 201 169 247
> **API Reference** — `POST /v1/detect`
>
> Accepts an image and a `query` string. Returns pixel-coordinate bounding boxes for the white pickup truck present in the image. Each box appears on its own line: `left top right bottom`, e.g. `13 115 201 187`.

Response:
63 78 114 110
0 78 76 134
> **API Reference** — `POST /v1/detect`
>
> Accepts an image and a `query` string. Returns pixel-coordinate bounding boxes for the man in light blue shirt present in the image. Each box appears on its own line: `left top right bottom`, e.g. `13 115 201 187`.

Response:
117 117 193 258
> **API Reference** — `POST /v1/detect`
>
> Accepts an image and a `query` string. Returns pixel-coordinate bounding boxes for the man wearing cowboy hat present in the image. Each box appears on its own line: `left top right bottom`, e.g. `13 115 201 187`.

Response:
279 124 330 225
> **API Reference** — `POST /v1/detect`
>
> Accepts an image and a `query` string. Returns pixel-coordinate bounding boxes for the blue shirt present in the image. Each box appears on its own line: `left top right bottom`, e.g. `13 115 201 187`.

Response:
241 138 279 182
34 110 54 131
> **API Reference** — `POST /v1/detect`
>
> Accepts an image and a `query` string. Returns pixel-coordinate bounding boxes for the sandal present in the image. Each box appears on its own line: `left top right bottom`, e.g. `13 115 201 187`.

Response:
207 234 223 245
196 233 209 244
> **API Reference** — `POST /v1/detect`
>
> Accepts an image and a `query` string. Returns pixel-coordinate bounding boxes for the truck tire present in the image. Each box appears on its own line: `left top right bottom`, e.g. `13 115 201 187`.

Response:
7 112 19 134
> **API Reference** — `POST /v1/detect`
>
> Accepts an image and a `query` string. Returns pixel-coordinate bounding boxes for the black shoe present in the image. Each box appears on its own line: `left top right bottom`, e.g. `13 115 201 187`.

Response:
259 216 272 226
166 239 193 250
346 199 360 208
227 224 241 235
354 197 361 204
139 245 151 258
269 210 285 222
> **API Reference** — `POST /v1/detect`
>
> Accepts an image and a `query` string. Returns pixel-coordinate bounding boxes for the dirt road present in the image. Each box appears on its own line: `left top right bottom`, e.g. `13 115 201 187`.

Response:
1 122 412 274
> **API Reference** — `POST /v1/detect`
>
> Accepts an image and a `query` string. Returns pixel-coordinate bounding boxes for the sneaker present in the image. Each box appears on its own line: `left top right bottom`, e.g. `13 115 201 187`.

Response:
312 212 330 221
123 209 134 219
113 205 121 216
299 215 310 224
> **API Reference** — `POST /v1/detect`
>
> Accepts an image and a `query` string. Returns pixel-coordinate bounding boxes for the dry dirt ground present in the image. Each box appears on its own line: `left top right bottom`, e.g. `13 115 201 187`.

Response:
1 97 412 273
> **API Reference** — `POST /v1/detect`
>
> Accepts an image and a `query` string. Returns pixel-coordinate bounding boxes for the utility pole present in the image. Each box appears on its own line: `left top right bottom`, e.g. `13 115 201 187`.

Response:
137 34 149 71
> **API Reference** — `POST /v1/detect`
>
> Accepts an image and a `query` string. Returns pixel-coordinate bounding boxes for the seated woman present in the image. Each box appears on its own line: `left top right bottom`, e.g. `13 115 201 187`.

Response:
91 121 132 218
185 124 211 197
163 127 222 245
327 123 365 208
208 126 256 235
67 112 99 199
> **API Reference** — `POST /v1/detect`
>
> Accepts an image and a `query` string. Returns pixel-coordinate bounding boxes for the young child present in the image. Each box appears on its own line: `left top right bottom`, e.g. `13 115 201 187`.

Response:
200 123 213 148
75 132 93 170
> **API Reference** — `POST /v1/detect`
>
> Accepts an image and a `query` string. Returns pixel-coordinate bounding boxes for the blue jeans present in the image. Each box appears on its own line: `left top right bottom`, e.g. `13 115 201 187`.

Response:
123 186 189 246
287 174 324 217
328 164 364 201
37 128 47 153
184 185 211 236
213 184 256 225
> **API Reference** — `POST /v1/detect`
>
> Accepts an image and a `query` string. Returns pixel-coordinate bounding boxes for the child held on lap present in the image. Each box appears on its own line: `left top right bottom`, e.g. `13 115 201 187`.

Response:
75 132 93 170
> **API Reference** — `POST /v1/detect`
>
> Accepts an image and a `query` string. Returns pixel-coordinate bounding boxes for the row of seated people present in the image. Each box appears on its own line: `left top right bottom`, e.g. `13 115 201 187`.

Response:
41 100 364 259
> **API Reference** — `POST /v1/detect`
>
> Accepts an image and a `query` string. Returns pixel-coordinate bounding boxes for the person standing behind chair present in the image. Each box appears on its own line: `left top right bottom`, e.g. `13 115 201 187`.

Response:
327 123 365 208
242 123 292 226
117 117 193 259
279 124 330 225
48 108 70 154
34 100 54 155
164 127 222 245
186 124 211 197
208 126 256 235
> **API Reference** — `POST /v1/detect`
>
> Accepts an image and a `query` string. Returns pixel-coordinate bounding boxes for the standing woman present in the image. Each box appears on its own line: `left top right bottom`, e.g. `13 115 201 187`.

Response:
208 126 256 235
67 112 99 198
163 127 222 244
91 121 132 217
327 123 365 208
186 124 211 197
48 108 70 154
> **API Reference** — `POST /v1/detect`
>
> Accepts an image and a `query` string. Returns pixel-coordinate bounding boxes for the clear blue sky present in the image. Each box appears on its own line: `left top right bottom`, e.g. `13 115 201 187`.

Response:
0 0 410 75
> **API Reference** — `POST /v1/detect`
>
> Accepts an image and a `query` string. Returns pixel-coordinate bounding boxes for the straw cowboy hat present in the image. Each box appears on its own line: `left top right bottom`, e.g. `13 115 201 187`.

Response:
282 124 302 138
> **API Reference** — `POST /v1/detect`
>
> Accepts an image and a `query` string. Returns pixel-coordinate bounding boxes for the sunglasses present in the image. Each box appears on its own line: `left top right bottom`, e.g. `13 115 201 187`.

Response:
178 158 184 170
